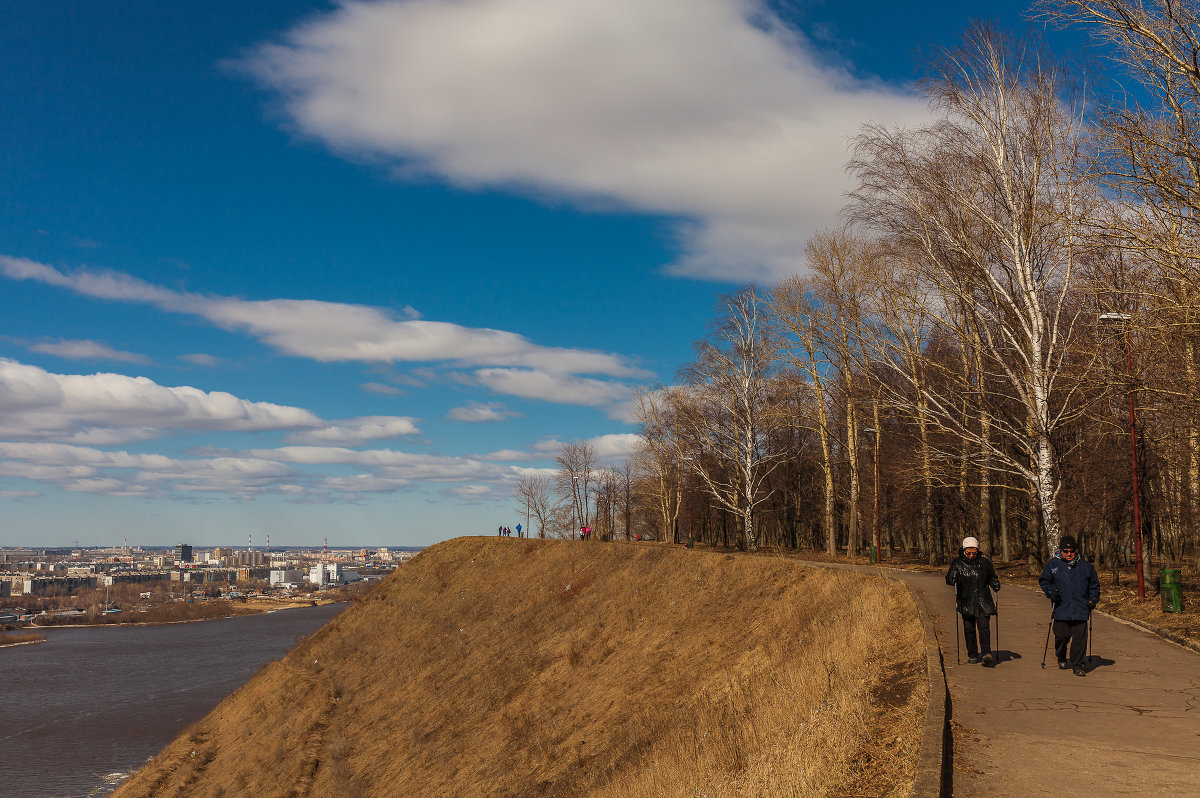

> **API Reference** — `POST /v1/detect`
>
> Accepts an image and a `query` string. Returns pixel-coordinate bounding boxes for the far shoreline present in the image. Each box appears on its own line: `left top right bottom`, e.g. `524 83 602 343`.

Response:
1 598 348 643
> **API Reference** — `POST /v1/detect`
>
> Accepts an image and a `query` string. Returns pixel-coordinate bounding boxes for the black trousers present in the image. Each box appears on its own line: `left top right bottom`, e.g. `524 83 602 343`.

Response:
1054 619 1088 667
961 613 992 656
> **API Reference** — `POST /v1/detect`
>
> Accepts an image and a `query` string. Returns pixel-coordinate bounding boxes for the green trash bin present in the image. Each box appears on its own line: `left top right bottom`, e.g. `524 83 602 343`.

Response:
1160 568 1183 613
868 545 878 563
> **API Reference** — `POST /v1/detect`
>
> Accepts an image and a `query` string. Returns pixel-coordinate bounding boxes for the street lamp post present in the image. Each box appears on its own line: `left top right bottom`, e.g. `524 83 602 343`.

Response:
1100 311 1146 599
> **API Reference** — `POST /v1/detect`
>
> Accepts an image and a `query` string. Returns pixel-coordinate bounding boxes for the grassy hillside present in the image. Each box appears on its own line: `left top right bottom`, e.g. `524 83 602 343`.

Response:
112 538 926 798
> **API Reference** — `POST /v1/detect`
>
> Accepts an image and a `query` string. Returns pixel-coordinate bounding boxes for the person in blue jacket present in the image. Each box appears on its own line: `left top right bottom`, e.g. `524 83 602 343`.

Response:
1038 535 1101 676
945 536 1001 666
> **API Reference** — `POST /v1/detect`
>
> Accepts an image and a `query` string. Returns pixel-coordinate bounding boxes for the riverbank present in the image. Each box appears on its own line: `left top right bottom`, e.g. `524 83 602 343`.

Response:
0 631 46 648
17 596 348 633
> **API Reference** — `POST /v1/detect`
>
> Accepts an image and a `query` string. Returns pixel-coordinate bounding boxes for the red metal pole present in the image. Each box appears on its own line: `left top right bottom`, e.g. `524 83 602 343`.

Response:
1124 324 1146 599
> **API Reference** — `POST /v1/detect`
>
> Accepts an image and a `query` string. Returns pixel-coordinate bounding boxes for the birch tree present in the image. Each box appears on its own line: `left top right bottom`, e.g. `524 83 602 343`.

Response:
849 25 1097 554
1045 0 1200 556
677 288 785 551
772 278 839 554
633 387 686 542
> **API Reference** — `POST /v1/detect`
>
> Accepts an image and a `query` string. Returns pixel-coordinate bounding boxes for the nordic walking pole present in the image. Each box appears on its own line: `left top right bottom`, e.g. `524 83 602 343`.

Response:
954 586 961 665
994 593 1000 657
1040 611 1054 669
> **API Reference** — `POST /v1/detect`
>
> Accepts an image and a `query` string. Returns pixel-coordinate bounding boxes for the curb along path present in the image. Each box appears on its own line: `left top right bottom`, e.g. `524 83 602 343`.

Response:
891 569 1200 797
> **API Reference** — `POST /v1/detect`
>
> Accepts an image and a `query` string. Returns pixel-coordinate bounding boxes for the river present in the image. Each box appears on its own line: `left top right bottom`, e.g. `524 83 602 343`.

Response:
0 602 347 798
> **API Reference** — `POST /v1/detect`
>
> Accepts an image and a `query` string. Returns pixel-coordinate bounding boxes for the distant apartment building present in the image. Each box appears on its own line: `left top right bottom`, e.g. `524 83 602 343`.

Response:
235 566 271 582
174 544 193 564
101 571 171 587
269 568 305 587
33 561 68 573
171 568 231 584
231 550 266 567
11 574 97 595
308 562 360 588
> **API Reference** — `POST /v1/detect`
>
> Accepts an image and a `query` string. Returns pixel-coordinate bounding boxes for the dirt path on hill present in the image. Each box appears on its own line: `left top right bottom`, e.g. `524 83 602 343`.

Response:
891 569 1200 797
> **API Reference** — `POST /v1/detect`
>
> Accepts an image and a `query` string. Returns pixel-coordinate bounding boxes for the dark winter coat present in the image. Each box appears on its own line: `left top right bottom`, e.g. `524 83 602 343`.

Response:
945 551 1000 617
1038 554 1100 621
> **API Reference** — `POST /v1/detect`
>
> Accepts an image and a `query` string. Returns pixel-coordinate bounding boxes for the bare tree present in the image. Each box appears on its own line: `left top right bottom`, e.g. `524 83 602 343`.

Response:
513 472 557 538
849 25 1097 554
555 441 597 539
773 278 839 555
677 287 786 551
1044 0 1200 564
632 387 686 541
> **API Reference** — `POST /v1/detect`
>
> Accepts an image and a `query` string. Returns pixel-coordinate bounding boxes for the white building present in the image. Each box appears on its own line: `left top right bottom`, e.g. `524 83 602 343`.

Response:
308 562 360 588
269 568 305 587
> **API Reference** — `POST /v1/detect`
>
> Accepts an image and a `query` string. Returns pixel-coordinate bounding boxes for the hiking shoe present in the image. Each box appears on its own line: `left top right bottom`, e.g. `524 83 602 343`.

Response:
967 654 982 664
981 653 994 667
1073 666 1087 677
1058 660 1069 670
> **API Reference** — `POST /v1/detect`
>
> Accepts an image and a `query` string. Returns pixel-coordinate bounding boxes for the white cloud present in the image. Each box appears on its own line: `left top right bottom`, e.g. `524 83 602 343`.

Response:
360 381 405 395
239 0 930 281
284 415 421 444
476 432 640 463
0 442 300 497
474 368 635 406
0 358 323 442
589 432 643 461
241 445 515 482
0 256 647 378
476 436 563 461
318 472 413 493
29 338 152 365
476 448 537 462
446 401 517 423
444 484 498 502
180 353 222 367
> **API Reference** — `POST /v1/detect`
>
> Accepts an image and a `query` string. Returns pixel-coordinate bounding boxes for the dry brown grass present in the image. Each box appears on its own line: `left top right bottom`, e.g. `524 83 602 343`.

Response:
112 538 926 798
0 629 44 646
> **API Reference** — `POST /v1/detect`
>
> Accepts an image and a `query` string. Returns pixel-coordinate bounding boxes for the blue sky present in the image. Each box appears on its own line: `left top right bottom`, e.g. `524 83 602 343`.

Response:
0 0 1077 547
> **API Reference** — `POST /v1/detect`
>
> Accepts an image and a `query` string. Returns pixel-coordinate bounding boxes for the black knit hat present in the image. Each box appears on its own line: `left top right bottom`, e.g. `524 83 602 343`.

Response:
1059 535 1078 552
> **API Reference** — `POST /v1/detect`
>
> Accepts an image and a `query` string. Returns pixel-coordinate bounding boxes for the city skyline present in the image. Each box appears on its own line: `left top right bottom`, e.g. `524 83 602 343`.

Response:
0 0 1065 546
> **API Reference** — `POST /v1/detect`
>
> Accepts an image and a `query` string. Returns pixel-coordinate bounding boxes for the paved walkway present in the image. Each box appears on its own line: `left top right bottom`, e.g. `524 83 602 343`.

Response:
892 568 1200 797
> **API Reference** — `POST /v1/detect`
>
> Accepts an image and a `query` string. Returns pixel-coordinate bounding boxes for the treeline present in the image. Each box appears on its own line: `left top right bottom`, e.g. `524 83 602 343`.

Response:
515 4 1200 574
32 600 238 626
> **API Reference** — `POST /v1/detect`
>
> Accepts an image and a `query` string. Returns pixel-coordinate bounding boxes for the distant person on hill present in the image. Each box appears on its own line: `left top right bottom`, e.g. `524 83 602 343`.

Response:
1038 534 1100 677
945 536 1001 666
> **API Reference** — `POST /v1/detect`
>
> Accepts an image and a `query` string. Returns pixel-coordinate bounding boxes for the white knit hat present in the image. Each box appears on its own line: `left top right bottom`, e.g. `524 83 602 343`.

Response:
962 536 979 549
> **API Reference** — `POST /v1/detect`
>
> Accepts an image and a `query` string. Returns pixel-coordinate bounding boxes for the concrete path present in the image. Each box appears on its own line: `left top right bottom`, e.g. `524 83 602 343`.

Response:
892 568 1200 797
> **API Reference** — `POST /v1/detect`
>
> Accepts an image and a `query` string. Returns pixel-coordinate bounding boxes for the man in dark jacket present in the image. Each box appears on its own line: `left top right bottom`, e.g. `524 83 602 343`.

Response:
945 536 1001 666
1038 534 1101 677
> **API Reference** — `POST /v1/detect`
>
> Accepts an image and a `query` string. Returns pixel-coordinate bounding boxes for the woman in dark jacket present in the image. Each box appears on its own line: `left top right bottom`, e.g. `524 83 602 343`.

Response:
946 536 1001 666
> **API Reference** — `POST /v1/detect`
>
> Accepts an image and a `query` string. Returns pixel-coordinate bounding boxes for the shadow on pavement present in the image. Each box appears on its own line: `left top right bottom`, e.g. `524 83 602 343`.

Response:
1083 655 1116 672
